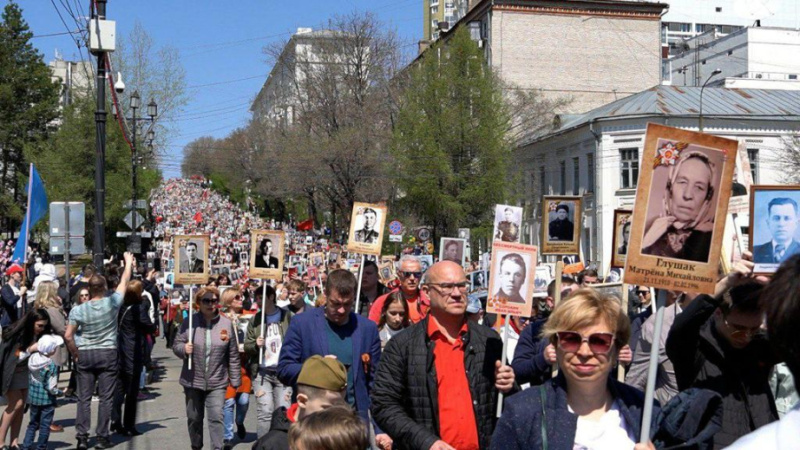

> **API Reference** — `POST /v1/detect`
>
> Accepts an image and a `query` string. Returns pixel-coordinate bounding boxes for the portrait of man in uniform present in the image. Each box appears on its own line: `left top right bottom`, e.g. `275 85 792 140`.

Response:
354 207 380 244
495 207 520 242
751 189 800 274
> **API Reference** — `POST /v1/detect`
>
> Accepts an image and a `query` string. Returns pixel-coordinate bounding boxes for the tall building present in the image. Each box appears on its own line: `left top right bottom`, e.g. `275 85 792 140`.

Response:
423 0 477 42
48 54 94 107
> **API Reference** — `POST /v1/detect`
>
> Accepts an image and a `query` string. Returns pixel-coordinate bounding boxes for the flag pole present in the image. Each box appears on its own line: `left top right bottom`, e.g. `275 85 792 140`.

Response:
22 164 34 266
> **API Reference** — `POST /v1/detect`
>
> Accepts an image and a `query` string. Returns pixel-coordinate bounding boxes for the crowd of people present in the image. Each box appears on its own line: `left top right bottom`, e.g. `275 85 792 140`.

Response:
1 177 799 450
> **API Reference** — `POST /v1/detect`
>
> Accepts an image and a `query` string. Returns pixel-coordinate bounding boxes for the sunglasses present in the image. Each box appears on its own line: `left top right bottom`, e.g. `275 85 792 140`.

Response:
556 331 615 354
637 291 649 296
400 271 422 279
200 298 219 305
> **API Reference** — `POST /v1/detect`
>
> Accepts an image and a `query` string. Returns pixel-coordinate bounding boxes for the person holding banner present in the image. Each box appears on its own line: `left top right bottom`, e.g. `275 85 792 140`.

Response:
173 287 241 450
371 261 515 450
1 264 26 327
665 254 779 448
492 288 656 450
244 285 293 439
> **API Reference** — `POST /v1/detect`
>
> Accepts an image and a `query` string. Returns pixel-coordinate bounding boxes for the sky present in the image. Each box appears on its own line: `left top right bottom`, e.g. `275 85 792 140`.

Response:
21 0 423 178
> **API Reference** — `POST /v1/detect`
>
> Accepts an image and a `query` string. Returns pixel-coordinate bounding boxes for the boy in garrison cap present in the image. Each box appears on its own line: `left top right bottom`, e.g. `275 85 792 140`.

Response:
251 355 348 450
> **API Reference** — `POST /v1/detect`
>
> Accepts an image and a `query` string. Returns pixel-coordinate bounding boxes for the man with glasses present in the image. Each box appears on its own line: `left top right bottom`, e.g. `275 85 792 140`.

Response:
372 261 516 450
666 253 779 448
368 256 430 324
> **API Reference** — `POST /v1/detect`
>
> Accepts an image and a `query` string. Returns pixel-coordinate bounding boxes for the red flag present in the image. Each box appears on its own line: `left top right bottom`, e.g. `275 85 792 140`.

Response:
297 218 314 231
193 211 203 223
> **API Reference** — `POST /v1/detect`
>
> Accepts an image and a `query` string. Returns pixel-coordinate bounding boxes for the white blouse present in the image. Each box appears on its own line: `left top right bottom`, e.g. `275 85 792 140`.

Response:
570 400 636 450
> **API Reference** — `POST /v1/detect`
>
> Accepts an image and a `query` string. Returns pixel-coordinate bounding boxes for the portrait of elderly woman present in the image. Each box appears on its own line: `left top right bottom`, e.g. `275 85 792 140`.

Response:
641 151 721 263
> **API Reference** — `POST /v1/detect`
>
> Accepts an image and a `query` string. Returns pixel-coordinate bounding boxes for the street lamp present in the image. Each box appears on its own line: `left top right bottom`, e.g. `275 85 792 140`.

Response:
699 68 722 133
120 88 157 253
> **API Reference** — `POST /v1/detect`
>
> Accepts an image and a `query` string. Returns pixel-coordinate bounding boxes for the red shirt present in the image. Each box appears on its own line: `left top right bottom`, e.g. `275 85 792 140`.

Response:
427 316 479 450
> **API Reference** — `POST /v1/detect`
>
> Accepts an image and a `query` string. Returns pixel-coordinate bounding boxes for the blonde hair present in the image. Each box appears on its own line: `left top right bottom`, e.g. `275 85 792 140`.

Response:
33 281 60 310
194 286 220 306
220 287 241 310
288 406 368 450
541 288 631 350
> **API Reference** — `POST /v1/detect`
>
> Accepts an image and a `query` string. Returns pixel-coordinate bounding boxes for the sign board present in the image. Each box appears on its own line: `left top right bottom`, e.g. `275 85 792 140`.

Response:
50 237 86 255
116 231 153 238
50 202 85 237
123 199 148 209
388 220 403 235
388 234 403 243
124 211 146 230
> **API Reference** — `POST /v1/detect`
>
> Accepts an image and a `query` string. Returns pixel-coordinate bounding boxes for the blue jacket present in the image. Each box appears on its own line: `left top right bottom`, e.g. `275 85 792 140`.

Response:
491 374 659 450
511 319 552 386
277 307 381 424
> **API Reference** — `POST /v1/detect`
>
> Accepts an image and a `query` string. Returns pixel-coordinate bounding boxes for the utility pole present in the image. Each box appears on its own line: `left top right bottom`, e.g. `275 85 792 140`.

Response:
92 0 108 271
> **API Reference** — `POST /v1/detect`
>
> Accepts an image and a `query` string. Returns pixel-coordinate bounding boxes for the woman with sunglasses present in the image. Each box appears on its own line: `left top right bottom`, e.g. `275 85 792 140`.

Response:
492 289 657 450
173 287 241 450
220 287 251 449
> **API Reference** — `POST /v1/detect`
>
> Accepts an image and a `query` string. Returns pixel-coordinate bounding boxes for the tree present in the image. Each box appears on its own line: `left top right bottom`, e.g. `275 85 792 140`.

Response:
26 96 161 251
0 1 60 232
392 27 513 242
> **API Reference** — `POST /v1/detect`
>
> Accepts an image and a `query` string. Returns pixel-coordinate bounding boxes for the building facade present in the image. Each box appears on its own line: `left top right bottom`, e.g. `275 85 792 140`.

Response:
515 85 800 273
48 56 94 107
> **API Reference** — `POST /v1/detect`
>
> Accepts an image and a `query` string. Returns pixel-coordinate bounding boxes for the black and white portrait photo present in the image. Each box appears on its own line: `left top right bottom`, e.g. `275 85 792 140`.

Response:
492 252 528 304
439 238 466 266
486 242 538 318
751 187 800 274
641 148 724 263
493 205 522 243
541 196 582 255
458 228 471 241
548 203 575 241
348 202 387 256
250 230 285 280
173 235 210 285
611 209 633 268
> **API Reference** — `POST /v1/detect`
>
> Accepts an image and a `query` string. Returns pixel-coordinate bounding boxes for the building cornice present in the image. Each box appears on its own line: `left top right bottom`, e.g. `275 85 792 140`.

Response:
493 2 663 21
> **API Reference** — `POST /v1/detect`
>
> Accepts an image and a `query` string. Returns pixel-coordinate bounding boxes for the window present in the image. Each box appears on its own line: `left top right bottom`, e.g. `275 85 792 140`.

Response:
539 166 546 197
573 157 580 195
430 0 439 5
747 148 759 184
587 154 595 193
667 22 691 33
620 148 639 189
560 161 566 195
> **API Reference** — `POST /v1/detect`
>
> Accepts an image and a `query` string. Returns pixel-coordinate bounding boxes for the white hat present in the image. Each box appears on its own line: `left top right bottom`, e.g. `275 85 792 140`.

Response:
37 334 64 356
37 264 57 282
28 353 51 371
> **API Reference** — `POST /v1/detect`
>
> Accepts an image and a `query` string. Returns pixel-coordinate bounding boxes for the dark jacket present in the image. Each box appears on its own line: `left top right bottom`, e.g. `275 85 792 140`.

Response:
277 307 381 425
511 318 552 386
491 374 658 450
665 294 779 449
117 301 157 374
0 284 21 327
752 240 800 264
371 316 514 450
142 279 161 335
251 406 291 450
653 388 723 450
0 335 22 395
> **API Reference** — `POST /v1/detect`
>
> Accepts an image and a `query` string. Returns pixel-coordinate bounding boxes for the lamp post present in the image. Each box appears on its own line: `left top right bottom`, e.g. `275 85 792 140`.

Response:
118 89 157 253
699 68 722 133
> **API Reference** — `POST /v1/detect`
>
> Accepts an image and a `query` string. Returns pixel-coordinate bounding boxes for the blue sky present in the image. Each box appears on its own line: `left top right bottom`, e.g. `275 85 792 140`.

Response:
21 0 422 178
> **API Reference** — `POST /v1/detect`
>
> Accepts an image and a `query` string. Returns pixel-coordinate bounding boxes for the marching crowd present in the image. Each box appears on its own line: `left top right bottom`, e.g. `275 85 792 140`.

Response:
1 178 799 450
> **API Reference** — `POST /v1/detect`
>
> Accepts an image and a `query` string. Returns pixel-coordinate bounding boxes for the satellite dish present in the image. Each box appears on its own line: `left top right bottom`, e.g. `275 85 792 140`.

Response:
733 0 777 20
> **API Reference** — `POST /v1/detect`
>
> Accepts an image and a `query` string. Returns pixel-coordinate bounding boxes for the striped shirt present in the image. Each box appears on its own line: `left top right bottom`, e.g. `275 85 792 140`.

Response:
68 292 124 349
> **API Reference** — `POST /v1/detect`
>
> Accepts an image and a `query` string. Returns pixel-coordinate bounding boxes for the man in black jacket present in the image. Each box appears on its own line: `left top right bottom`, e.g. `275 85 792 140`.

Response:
666 255 779 449
371 261 516 450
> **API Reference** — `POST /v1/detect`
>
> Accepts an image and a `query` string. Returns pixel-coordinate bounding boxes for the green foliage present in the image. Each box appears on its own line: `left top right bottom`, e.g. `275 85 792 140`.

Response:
0 1 60 228
393 27 511 241
25 96 161 252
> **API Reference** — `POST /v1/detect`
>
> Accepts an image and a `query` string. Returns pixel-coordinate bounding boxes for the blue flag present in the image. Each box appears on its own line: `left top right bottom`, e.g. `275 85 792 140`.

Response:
12 164 48 264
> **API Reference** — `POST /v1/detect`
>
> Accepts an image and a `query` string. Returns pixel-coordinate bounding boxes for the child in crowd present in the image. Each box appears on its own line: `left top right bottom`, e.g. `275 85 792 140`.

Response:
288 406 369 450
22 335 64 450
377 292 410 349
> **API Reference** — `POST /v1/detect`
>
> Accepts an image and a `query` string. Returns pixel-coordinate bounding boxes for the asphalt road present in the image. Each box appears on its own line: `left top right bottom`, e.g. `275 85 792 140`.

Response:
17 340 260 450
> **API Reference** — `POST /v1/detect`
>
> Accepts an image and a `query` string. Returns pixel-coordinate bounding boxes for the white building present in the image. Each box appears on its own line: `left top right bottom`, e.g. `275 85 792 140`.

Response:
48 56 94 107
516 85 800 272
667 27 800 88
662 0 800 54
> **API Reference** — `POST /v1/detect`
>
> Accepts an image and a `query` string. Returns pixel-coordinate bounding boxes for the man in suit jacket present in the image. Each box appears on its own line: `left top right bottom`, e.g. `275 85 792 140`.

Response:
753 197 800 264
180 242 204 273
277 269 390 448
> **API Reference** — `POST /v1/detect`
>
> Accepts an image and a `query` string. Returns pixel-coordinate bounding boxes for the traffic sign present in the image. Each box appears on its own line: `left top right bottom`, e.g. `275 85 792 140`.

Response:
50 202 85 237
416 227 432 242
124 211 146 230
123 199 148 209
388 220 403 235
50 237 85 255
389 235 403 243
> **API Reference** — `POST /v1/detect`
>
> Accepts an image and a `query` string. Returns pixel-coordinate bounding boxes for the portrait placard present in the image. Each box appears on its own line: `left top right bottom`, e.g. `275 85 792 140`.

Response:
309 252 325 268
486 241 538 318
624 123 736 295
173 235 210 285
347 202 387 255
415 255 433 274
250 230 285 280
749 186 800 275
469 270 488 292
611 210 633 268
439 238 467 267
492 205 523 243
541 196 582 255
377 260 397 285
458 228 471 241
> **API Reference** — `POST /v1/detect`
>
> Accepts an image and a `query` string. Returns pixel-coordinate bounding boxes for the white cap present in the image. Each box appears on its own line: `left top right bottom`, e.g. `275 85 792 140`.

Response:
37 334 64 356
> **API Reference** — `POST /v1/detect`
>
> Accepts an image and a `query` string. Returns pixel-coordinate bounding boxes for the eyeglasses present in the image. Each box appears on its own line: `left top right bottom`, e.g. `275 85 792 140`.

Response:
200 298 219 305
556 331 615 354
723 319 765 340
637 291 649 296
427 282 469 295
400 271 422 279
